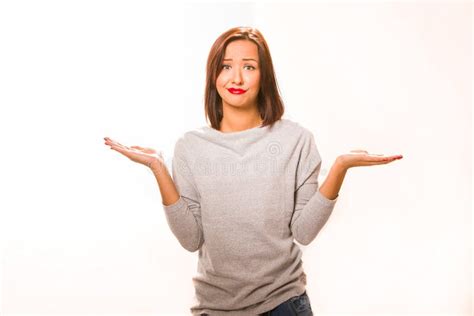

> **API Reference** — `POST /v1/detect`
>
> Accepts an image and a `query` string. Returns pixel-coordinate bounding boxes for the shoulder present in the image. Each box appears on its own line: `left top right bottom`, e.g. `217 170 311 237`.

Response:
172 125 209 158
176 126 207 149
279 118 315 143
171 130 193 159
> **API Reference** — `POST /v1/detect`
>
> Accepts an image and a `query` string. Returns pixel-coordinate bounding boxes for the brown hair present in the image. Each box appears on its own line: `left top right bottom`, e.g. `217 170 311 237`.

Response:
204 26 285 130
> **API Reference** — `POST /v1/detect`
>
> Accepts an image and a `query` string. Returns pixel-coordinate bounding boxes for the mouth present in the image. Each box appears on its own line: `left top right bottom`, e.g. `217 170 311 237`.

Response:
227 88 247 94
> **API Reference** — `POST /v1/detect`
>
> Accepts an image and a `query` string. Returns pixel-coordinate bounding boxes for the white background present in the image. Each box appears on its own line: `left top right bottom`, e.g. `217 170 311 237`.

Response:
0 0 471 315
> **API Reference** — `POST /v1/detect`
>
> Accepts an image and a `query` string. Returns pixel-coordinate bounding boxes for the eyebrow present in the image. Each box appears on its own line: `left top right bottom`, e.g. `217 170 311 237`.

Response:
223 58 258 62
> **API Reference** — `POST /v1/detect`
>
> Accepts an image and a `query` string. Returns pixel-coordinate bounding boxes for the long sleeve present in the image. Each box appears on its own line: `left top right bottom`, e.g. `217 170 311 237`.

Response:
162 139 204 252
290 130 338 246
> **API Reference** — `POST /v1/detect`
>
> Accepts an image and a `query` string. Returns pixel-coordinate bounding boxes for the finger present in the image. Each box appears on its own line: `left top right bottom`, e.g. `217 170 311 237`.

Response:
356 155 403 166
363 156 396 162
386 156 402 162
350 149 368 154
104 138 120 146
110 145 129 155
131 146 143 150
372 157 400 164
111 141 130 150
373 154 403 158
377 155 402 160
106 138 127 148
109 145 123 152
105 137 118 143
359 160 392 166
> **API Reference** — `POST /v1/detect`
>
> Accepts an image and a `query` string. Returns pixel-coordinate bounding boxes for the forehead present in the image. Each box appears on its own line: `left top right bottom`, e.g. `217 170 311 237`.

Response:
224 40 258 60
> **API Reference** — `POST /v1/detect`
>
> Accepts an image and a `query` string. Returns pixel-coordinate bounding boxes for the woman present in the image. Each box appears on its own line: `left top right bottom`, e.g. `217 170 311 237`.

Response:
104 26 402 316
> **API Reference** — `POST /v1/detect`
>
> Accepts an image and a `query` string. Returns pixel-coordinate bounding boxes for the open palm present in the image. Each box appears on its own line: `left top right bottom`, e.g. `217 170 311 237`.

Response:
338 150 403 169
104 137 163 168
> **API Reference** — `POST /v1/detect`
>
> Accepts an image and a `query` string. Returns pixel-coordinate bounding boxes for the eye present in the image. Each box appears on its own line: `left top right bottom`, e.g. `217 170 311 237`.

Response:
221 64 256 70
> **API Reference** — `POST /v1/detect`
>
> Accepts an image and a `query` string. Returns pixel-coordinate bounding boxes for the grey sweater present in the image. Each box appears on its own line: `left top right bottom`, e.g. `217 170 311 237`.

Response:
162 118 338 315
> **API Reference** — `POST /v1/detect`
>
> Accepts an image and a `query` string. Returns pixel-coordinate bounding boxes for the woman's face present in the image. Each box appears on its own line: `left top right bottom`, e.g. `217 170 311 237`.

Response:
216 40 261 111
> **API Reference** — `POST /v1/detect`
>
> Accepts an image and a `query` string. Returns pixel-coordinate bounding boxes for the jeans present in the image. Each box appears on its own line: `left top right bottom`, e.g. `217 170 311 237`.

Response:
199 291 313 316
259 291 313 316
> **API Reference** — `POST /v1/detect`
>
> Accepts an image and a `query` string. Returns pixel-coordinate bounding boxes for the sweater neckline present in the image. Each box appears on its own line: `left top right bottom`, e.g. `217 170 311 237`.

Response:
204 122 272 138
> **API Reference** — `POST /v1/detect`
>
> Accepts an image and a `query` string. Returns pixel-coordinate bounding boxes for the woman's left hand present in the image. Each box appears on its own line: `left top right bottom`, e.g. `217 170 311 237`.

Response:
337 150 403 170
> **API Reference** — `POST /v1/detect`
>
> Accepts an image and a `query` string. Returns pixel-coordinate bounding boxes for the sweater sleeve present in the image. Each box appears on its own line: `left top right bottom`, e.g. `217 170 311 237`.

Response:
290 130 338 246
162 138 204 252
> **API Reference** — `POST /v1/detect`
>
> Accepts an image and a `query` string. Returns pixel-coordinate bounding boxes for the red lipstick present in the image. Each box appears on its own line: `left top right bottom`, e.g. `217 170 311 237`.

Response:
228 88 247 94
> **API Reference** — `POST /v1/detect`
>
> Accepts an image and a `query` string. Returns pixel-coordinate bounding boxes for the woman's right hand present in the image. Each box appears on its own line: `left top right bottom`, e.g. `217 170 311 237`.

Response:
104 137 164 169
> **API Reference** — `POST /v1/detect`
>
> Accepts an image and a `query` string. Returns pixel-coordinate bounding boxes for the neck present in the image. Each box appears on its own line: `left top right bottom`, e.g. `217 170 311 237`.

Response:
219 105 262 133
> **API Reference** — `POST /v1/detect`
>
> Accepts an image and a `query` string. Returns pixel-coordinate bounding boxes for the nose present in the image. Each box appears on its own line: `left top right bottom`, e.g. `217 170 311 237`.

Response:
232 69 242 85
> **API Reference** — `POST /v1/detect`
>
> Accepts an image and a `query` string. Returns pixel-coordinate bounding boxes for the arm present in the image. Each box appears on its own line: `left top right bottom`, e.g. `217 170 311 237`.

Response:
290 131 339 246
318 158 347 200
103 136 204 252
153 140 204 253
318 149 403 200
150 160 180 206
291 136 403 246
291 161 338 246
